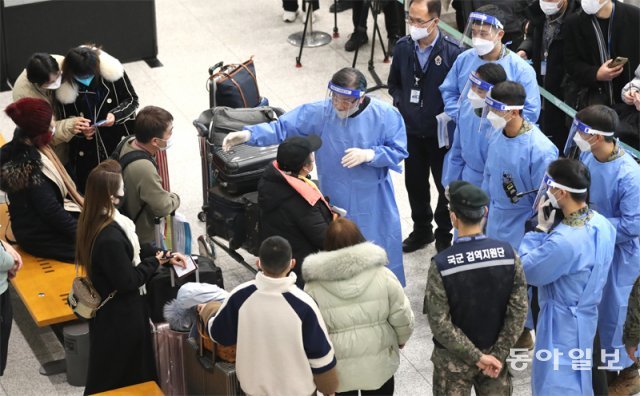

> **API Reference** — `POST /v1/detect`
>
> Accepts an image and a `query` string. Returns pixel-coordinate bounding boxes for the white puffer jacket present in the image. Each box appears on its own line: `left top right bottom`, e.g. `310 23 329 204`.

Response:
303 242 414 392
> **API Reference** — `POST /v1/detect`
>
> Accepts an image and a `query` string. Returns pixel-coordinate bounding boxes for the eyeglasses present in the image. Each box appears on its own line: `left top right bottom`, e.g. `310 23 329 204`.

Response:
331 94 359 105
405 16 435 28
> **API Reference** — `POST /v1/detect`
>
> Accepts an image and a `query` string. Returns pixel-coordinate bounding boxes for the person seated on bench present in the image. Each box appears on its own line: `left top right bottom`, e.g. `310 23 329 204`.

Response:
111 106 180 244
0 239 22 376
0 98 84 263
77 160 186 395
258 135 334 288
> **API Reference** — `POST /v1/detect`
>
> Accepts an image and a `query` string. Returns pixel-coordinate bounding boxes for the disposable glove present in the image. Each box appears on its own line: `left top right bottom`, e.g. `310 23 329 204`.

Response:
535 196 557 233
222 130 251 151
341 148 374 168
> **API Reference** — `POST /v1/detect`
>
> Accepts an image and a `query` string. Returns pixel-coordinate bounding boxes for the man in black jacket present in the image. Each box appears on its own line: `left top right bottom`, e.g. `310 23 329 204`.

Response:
257 136 334 287
517 0 581 151
388 0 462 253
564 0 640 110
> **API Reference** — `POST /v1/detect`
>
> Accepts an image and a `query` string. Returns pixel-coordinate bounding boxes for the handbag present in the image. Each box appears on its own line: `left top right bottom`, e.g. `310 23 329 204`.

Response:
207 58 261 108
68 263 116 319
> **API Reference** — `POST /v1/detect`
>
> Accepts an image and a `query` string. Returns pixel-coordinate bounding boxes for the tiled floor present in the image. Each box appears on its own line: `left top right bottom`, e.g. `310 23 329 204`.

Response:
0 0 534 394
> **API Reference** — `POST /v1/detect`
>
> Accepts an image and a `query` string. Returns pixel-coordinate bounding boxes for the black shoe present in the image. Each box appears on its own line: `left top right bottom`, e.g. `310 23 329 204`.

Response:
435 238 452 253
345 32 368 52
402 232 435 253
387 37 398 56
329 0 353 13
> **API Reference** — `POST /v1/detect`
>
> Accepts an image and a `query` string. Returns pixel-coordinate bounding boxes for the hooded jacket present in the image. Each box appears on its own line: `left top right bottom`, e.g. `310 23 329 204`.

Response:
0 134 77 262
303 242 415 392
55 49 139 192
12 54 81 163
258 162 333 286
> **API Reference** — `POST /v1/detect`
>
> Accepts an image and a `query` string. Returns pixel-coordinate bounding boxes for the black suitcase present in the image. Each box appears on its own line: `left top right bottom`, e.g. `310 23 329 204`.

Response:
207 186 260 255
146 255 224 323
211 144 278 195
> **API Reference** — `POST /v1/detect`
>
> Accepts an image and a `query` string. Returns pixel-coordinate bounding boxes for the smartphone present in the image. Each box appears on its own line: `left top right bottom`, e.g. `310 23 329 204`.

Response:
94 119 108 127
609 57 628 69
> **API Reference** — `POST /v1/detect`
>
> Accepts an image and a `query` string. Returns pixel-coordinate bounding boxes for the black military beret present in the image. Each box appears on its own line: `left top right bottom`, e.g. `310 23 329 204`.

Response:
447 181 489 213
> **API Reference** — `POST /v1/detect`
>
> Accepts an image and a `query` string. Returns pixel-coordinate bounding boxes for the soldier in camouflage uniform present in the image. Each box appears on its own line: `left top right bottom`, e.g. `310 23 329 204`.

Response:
424 181 528 396
624 276 640 367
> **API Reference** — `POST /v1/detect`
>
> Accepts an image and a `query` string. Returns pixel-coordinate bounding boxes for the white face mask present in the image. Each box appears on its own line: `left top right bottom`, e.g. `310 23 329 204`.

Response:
472 37 497 56
573 133 593 152
43 74 62 90
335 105 359 119
487 111 507 130
410 24 431 42
50 126 56 136
467 89 486 109
157 134 175 151
581 0 606 15
546 190 561 209
540 0 562 16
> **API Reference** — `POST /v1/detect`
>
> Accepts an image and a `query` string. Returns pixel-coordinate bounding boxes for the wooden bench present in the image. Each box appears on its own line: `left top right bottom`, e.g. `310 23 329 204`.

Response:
93 381 164 396
0 203 76 327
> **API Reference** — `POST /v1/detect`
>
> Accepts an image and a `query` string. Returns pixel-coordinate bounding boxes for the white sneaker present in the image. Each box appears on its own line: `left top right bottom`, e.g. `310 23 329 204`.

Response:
301 10 319 24
282 10 298 22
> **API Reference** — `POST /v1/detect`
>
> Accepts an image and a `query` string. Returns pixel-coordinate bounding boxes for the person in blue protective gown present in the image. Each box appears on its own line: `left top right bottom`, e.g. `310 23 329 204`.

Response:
519 158 616 396
480 81 557 250
570 105 640 391
439 10 541 123
221 68 409 286
442 63 507 188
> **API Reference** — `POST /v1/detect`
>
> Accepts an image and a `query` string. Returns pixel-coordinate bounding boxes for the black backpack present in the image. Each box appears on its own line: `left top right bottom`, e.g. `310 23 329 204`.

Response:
110 136 158 222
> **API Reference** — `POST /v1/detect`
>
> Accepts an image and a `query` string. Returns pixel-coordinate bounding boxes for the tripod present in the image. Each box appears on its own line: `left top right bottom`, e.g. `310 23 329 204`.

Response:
351 0 390 93
288 0 332 67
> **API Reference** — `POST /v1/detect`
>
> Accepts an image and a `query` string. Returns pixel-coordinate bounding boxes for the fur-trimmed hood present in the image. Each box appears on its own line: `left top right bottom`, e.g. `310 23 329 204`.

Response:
55 49 124 104
0 136 44 193
302 242 388 298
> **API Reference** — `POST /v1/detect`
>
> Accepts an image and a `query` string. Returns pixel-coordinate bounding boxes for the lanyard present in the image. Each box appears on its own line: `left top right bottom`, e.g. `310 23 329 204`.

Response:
412 49 426 86
81 88 102 123
608 2 615 56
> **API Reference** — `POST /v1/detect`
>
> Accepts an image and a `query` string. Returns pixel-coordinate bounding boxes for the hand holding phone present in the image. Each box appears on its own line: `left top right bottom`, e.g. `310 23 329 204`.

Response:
608 57 628 69
94 119 108 127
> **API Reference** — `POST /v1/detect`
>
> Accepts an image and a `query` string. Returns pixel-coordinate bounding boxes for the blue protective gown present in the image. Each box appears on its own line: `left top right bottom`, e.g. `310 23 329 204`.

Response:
246 98 409 286
441 103 497 188
519 210 616 396
582 150 640 368
481 125 558 249
440 48 541 123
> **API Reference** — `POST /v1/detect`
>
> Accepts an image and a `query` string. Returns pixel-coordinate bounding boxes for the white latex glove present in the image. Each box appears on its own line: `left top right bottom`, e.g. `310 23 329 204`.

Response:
222 130 251 152
536 196 557 233
341 148 375 168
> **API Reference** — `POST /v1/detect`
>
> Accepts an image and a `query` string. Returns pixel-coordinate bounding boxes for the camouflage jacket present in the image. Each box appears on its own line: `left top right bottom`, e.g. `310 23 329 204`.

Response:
424 255 528 367
624 276 640 347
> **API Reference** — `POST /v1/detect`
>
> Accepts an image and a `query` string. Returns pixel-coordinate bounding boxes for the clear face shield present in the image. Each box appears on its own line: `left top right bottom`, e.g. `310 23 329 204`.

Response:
479 95 524 138
325 82 365 127
461 12 504 55
533 173 588 211
563 118 615 158
459 71 495 111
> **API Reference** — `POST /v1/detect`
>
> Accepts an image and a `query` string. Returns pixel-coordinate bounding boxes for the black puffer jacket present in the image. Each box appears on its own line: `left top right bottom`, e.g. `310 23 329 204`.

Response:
0 133 77 262
258 162 333 287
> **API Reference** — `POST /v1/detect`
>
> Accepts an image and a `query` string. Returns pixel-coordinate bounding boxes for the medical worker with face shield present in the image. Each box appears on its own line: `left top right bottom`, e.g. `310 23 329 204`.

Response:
480 81 557 250
519 158 616 396
442 63 507 188
565 105 640 393
439 8 541 123
222 67 409 286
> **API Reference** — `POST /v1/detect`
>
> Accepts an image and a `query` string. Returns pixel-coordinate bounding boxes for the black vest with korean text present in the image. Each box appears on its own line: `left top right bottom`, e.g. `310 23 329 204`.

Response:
432 235 516 350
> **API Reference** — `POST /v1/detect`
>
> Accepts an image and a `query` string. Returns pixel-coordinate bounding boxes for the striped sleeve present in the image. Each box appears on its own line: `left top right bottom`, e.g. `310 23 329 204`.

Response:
283 291 336 373
208 284 257 346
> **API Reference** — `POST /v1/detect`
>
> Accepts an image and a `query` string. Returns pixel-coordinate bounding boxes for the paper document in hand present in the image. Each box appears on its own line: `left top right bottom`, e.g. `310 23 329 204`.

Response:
173 255 197 278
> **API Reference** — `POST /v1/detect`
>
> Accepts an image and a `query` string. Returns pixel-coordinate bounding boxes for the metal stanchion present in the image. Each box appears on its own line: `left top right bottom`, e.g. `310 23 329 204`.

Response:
288 0 332 67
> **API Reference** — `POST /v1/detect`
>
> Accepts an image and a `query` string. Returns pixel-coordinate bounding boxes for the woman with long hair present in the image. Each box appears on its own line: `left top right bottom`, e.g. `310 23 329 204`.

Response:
303 218 414 395
78 160 185 395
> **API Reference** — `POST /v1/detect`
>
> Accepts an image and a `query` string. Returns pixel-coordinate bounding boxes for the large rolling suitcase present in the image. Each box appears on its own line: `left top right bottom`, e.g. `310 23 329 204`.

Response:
152 322 188 396
184 339 244 396
211 144 278 195
206 186 260 256
146 255 224 323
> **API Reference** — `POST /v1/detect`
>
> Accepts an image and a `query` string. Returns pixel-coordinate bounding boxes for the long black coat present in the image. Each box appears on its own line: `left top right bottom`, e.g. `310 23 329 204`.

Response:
258 163 333 287
517 0 581 150
84 223 158 395
56 51 139 193
564 1 640 108
0 136 76 262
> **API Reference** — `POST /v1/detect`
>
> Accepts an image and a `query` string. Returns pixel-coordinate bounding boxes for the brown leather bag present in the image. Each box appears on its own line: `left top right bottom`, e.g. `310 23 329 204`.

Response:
198 305 237 363
208 57 261 108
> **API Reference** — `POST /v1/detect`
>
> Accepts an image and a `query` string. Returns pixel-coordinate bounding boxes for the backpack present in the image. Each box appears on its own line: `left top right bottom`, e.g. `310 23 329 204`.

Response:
110 136 158 223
